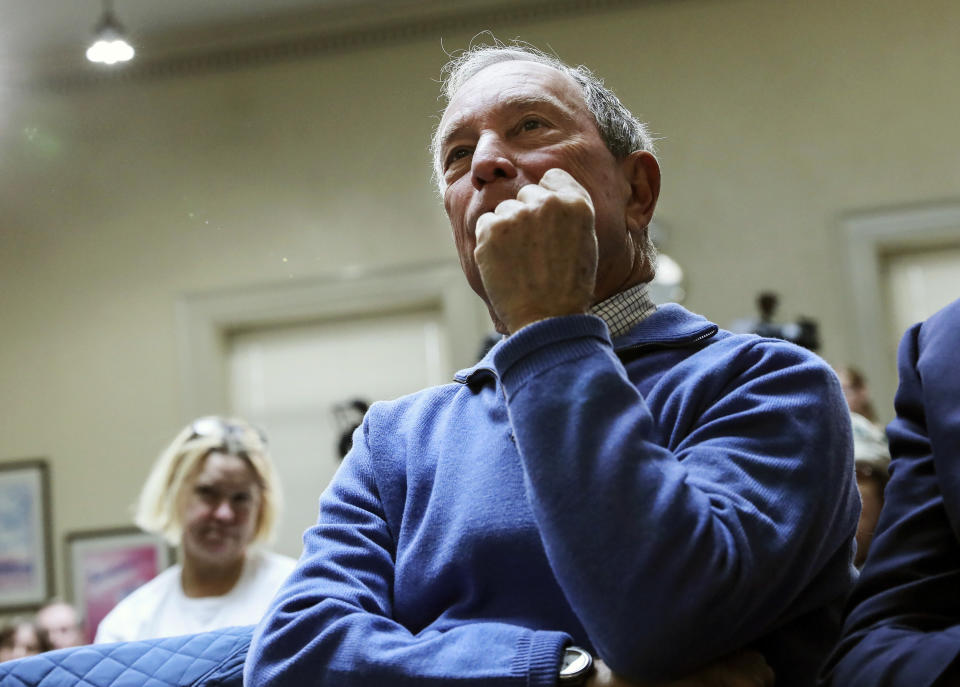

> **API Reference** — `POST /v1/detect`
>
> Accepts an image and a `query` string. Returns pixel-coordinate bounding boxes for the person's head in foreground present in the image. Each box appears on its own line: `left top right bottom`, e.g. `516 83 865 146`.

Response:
136 416 282 592
432 40 661 334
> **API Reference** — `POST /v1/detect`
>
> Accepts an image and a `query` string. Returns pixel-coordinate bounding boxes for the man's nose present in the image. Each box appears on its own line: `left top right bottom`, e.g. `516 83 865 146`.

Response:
471 135 518 190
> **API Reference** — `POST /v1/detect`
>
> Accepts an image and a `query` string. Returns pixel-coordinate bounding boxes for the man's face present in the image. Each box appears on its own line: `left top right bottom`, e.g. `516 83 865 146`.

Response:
436 60 658 309
179 451 262 570
36 602 84 649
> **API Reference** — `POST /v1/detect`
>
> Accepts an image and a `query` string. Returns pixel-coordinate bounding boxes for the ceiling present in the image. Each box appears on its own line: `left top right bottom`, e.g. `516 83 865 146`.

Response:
0 1 369 56
0 0 645 88
0 0 496 79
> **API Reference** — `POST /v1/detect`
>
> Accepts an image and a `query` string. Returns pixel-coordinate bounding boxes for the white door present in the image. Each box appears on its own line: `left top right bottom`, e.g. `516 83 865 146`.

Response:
227 307 450 559
883 243 960 362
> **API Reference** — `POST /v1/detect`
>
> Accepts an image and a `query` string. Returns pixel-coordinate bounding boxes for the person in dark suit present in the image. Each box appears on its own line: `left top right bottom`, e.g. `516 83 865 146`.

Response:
821 296 960 686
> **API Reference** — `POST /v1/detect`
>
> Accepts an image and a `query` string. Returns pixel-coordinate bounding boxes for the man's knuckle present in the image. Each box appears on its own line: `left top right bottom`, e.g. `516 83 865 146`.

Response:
519 182 540 195
537 192 560 210
541 167 563 181
570 194 594 213
475 218 492 240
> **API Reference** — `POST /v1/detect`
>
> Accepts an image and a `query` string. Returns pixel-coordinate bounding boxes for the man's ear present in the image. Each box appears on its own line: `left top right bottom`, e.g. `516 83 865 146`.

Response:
622 150 660 231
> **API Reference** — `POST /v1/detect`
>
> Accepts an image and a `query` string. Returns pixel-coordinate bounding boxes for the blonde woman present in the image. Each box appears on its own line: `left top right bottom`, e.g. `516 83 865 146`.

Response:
95 417 296 643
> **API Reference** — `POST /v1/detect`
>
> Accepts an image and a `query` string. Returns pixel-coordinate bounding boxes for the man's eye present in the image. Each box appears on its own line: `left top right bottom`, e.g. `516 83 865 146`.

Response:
445 147 471 168
521 119 543 131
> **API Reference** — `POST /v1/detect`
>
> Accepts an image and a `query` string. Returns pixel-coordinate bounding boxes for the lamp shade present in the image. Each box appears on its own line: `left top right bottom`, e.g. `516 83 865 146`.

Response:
86 3 134 64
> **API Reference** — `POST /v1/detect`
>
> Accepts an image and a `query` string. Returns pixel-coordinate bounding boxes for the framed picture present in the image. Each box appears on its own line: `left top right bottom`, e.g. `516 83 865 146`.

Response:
0 459 53 612
66 527 174 643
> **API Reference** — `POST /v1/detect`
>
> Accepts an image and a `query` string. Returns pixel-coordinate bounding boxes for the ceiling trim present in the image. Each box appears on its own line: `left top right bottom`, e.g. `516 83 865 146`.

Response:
24 0 656 92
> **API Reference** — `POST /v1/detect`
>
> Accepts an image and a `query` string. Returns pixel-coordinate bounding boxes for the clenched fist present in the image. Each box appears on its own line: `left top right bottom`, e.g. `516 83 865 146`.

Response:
474 168 598 334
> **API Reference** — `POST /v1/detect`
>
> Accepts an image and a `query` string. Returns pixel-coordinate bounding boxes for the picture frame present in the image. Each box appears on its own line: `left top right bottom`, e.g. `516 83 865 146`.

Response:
0 459 54 612
66 526 174 643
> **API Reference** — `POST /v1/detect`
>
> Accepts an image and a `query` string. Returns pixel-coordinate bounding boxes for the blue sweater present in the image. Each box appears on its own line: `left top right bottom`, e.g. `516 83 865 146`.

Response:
245 305 859 686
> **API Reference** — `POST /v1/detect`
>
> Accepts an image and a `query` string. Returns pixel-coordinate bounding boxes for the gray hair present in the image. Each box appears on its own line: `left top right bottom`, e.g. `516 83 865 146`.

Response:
431 40 656 186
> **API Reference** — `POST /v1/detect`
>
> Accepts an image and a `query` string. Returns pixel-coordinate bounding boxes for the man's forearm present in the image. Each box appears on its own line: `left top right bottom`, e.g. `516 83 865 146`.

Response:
495 315 856 678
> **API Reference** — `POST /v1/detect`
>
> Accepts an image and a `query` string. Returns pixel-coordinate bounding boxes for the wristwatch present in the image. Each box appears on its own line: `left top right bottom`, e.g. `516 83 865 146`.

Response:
558 645 594 686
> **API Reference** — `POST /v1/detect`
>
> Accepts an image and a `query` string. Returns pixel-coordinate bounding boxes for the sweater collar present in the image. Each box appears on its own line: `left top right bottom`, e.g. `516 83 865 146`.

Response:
454 303 719 384
610 303 719 350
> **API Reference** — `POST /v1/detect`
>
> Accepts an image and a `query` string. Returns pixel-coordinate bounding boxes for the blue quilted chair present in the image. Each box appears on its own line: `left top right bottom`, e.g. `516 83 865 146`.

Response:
0 625 252 687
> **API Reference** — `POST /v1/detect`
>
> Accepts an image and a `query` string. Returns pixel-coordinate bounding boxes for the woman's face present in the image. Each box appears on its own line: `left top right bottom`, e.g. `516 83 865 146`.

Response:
179 451 263 570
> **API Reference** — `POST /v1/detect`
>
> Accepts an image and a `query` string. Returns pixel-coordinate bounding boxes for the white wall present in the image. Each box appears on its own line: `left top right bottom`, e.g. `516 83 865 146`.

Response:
2 0 959 599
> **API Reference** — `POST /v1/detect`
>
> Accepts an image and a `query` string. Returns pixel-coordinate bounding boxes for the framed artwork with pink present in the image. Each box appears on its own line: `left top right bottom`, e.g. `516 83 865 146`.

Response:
66 526 174 643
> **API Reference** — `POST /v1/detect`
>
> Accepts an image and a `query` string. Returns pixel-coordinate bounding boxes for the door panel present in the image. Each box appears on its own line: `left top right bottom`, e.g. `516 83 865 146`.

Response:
227 307 448 559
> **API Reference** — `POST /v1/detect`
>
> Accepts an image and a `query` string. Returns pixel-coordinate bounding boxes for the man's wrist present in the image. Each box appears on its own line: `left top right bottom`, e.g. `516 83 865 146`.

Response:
503 306 590 335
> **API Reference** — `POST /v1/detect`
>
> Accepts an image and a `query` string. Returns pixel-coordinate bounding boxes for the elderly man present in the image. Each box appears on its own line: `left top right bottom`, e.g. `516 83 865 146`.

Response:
245 42 858 687
34 600 85 650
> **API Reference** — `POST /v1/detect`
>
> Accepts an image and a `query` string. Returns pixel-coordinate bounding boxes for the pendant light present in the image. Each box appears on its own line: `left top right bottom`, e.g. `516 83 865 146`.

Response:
85 0 135 65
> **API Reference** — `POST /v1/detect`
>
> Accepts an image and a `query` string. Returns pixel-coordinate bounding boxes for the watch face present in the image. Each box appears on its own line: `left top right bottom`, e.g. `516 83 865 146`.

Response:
560 646 592 679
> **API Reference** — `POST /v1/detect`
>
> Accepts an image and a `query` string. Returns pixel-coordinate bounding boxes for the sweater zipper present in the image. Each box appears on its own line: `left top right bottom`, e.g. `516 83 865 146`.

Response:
615 326 718 357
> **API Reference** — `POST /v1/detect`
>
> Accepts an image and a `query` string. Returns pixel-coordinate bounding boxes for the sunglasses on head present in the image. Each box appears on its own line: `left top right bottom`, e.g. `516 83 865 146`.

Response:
188 416 268 447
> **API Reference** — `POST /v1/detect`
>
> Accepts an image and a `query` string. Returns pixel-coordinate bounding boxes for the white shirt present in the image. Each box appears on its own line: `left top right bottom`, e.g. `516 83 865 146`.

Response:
94 549 296 643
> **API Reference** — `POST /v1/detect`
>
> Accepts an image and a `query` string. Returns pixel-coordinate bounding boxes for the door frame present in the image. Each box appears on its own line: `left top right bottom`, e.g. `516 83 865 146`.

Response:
175 261 487 420
843 201 960 417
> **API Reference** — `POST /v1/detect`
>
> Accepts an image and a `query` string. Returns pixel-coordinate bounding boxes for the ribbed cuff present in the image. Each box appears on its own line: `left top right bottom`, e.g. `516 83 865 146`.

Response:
493 315 611 395
512 630 569 687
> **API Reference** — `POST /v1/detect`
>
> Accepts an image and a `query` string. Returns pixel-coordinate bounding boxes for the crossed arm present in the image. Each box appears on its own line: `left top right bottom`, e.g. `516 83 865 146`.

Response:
244 324 854 686
245 170 855 686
